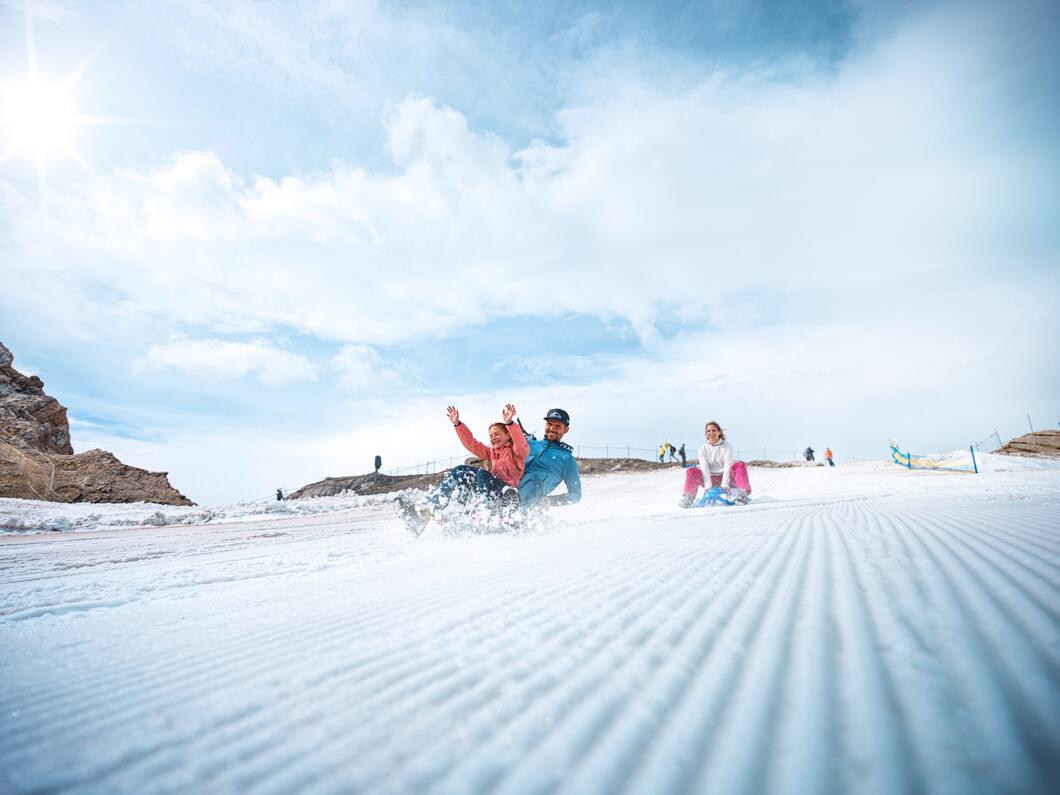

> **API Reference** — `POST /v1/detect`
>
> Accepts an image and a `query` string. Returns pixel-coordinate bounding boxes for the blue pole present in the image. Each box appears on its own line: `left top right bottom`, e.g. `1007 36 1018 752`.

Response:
970 445 978 474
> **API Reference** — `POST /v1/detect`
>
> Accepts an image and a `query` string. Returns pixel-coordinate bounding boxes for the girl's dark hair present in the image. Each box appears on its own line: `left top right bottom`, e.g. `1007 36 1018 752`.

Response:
704 421 726 442
489 422 512 442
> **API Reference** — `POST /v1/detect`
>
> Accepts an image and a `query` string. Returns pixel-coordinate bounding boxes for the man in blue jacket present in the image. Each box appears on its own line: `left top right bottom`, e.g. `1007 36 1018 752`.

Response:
519 408 581 506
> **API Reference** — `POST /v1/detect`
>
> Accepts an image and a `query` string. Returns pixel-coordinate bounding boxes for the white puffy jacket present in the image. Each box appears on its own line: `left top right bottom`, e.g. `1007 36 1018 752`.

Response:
697 440 734 488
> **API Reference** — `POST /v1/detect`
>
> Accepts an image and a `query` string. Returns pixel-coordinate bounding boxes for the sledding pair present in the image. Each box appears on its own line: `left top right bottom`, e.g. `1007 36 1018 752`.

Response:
678 421 752 508
396 404 583 534
441 404 582 507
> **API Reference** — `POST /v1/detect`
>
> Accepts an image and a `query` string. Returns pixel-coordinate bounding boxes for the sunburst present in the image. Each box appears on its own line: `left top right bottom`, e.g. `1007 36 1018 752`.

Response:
0 4 111 206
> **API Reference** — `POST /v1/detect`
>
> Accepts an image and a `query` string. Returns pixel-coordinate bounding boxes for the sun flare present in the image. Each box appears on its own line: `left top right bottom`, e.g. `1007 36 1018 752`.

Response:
0 4 114 205
2 79 76 153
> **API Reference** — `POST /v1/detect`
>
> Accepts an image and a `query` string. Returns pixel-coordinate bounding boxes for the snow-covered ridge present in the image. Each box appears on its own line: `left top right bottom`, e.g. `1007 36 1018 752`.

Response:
1 453 1056 535
0 491 391 534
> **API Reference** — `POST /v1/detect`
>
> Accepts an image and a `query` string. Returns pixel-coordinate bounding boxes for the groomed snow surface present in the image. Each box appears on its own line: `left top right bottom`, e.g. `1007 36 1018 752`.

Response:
2 459 1058 794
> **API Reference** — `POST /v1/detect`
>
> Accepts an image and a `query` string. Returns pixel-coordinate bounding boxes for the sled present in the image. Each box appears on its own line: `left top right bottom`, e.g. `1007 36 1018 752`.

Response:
695 487 751 507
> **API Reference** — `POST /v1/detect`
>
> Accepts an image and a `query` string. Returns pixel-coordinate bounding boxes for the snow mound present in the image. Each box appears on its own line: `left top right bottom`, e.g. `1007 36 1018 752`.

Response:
0 490 392 534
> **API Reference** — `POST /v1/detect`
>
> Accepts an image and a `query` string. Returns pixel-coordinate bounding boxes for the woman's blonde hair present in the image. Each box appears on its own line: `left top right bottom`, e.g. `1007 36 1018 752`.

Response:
704 421 726 442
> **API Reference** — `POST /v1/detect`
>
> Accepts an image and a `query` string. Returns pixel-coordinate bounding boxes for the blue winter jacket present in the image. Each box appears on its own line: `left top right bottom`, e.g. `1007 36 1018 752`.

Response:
518 438 581 505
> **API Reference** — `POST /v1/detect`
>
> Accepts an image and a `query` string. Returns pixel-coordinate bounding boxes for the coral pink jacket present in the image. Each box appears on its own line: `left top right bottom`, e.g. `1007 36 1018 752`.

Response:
454 422 530 488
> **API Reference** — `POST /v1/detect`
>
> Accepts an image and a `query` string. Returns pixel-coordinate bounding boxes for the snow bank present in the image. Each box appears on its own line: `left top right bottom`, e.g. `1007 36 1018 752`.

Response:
4 457 1059 535
0 490 392 535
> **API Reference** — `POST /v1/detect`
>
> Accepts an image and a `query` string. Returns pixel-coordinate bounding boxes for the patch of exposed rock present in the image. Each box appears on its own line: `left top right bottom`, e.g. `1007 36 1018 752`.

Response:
995 430 1060 459
288 455 814 500
0 342 72 455
289 457 715 499
746 459 823 468
0 341 193 505
577 458 683 474
287 472 446 499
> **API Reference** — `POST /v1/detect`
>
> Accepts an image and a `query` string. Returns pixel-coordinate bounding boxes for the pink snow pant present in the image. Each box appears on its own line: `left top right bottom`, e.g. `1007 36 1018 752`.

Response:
682 462 751 495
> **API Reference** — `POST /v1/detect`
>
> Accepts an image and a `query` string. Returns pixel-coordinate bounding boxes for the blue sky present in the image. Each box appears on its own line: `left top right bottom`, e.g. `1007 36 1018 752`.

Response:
2 0 1058 504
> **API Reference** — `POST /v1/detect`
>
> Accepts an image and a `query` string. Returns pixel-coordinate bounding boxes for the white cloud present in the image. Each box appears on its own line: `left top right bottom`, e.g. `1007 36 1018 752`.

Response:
139 339 318 386
331 343 410 393
3 1 1054 354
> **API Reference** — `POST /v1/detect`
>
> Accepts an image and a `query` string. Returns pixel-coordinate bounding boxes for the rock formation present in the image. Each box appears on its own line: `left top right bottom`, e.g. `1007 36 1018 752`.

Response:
995 429 1060 459
286 472 445 499
0 342 73 455
288 457 707 499
0 341 194 505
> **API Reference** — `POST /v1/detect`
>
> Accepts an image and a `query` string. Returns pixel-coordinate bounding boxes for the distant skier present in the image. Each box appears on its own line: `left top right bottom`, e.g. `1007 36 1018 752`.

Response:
678 443 687 466
276 488 283 501
679 421 752 508
658 443 666 463
668 443 678 462
825 447 835 467
804 446 815 462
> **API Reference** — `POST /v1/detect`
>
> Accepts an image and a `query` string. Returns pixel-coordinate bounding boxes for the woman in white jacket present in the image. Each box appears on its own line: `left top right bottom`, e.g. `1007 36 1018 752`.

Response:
679 421 744 508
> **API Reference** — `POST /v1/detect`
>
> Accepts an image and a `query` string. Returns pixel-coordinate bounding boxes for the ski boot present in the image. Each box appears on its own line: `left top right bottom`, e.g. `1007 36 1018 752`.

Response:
395 493 431 536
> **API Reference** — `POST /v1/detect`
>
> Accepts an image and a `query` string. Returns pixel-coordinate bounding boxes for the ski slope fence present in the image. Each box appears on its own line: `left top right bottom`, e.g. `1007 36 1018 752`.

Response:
377 445 864 477
890 440 979 474
974 430 1003 452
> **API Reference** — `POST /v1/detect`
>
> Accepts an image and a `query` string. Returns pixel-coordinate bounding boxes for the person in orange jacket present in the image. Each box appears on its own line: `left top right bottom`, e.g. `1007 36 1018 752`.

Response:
825 447 835 467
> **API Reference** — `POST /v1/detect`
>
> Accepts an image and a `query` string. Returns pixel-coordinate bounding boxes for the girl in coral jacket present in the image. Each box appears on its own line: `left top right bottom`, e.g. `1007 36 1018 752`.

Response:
435 403 530 504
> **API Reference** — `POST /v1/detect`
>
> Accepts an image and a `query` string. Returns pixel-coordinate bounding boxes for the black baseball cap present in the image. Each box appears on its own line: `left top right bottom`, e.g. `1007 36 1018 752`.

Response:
543 408 570 425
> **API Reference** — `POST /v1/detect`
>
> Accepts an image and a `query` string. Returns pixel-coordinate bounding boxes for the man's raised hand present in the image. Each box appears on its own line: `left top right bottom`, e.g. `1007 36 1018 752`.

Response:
447 406 460 426
502 403 517 423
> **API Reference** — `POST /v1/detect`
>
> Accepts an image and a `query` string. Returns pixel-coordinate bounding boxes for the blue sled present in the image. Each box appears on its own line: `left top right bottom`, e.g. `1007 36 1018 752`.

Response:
696 487 737 507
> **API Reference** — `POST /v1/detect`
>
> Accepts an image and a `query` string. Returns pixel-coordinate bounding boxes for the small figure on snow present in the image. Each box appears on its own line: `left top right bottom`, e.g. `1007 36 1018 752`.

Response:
825 447 835 467
678 421 752 508
804 446 815 462
658 443 666 463
668 442 678 462
678 443 687 466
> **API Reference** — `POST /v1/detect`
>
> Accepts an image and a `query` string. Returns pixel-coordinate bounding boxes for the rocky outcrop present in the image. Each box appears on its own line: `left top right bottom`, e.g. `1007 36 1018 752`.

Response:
0 342 73 455
995 430 1060 459
0 342 193 505
286 472 446 499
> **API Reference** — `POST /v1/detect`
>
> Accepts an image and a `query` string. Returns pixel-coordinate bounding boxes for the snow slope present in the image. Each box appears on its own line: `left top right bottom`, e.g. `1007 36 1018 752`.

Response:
1 462 1058 794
